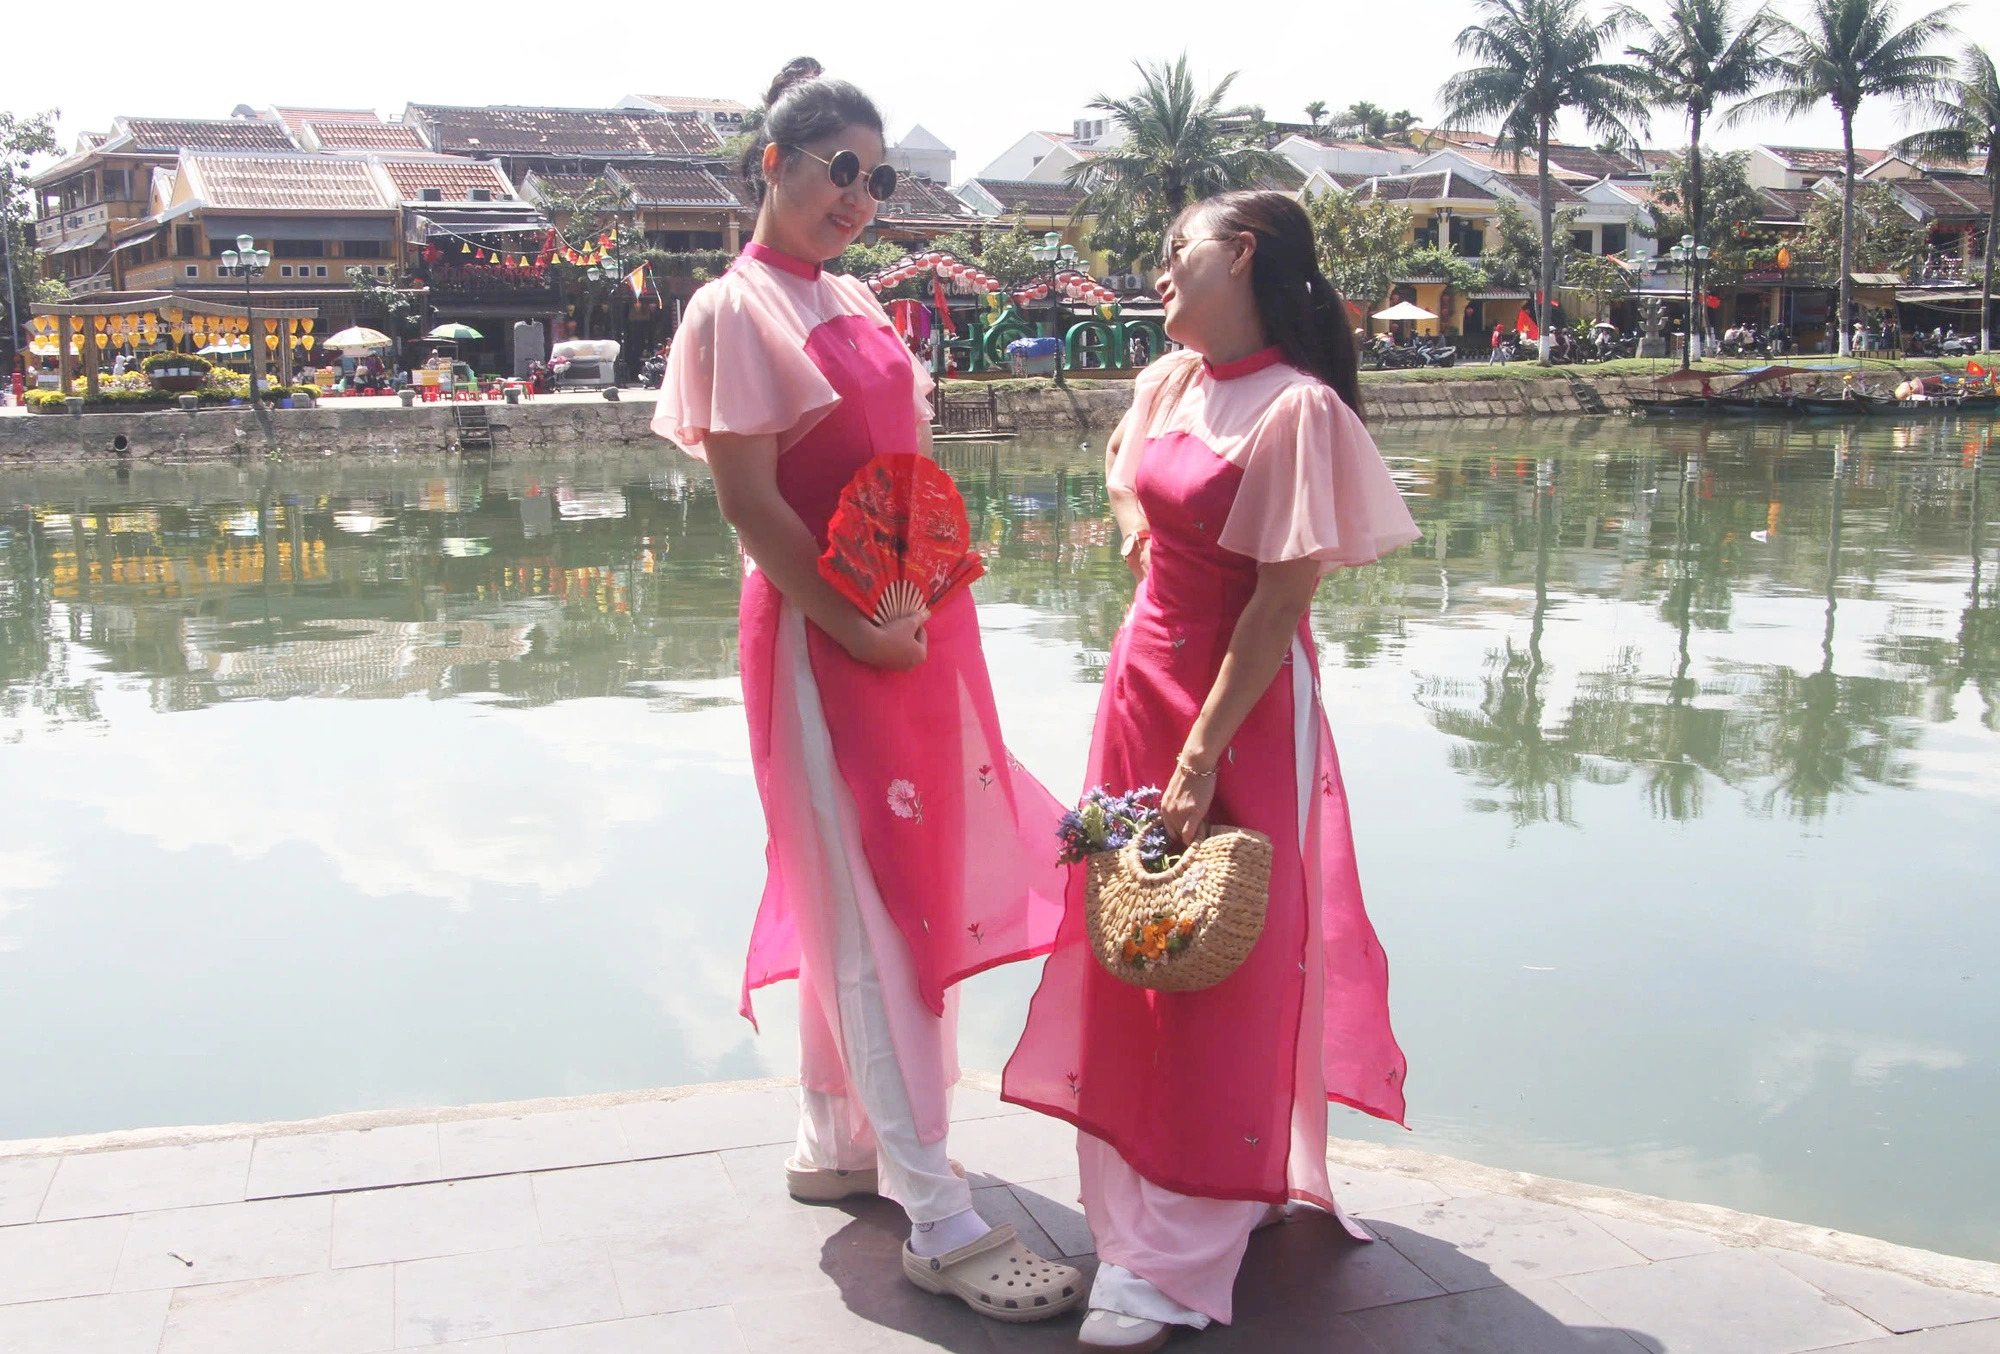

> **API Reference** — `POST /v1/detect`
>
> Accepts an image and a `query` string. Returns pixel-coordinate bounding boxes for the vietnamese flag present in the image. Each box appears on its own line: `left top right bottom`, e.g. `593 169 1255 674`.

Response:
1516 307 1540 341
1970 360 1988 378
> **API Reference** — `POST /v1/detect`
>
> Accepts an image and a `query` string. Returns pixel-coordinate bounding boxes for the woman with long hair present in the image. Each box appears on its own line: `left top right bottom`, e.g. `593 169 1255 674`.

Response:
654 57 1082 1324
1003 190 1419 1350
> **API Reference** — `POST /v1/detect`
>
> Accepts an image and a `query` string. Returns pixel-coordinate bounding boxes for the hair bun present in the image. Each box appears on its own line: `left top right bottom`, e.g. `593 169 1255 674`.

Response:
765 57 824 108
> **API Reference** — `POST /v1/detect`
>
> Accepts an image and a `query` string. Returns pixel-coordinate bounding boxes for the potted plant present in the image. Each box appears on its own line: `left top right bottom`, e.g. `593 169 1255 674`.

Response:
143 352 214 393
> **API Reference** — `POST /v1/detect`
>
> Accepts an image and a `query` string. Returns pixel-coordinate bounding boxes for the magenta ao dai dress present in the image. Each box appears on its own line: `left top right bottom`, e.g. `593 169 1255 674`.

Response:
1002 346 1420 1322
654 242 1068 1207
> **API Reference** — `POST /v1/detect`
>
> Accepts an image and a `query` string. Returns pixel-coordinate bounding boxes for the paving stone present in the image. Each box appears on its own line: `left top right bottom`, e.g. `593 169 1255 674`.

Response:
0 1290 171 1354
933 1109 1078 1186
608 1211 836 1314
1583 1212 1727 1263
1344 1276 1654 1353
969 1183 1060 1260
159 1265 394 1354
1366 1193 1648 1294
39 1140 253 1221
332 1174 541 1268
531 1154 743 1244
1005 1176 1094 1260
437 1109 630 1180
1762 1247 2000 1334
505 1307 748 1354
616 1090 799 1159
247 1123 441 1199
1234 1210 1448 1317
391 1241 622 1347
114 1194 333 1292
1328 1161 1452 1215
1559 1248 1890 1354
0 1213 129 1303
0 1155 58 1227
732 1267 1070 1353
1818 1322 2000 1352
949 1087 1028 1122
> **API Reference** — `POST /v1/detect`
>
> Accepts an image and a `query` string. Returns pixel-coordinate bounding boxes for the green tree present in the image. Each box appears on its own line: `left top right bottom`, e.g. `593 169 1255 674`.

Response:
1302 185 1413 309
529 175 647 339
1792 180 1927 274
924 228 1046 289
1736 0 1960 354
1483 196 1584 290
1066 53 1282 237
1622 0 1783 358
1304 100 1330 136
1 110 60 371
1335 101 1424 145
1643 148 1769 281
1565 250 1635 318
1895 44 2000 349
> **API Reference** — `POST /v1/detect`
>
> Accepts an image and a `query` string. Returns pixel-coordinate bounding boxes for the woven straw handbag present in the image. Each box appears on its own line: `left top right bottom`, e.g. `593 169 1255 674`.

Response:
1084 826 1272 993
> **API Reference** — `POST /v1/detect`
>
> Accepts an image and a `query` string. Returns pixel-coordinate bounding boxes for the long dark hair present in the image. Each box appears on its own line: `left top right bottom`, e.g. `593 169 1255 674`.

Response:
740 57 885 211
1176 190 1364 421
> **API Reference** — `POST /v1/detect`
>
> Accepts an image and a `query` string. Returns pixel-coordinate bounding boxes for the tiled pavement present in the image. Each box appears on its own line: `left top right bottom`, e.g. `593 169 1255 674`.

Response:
3 1080 1997 1353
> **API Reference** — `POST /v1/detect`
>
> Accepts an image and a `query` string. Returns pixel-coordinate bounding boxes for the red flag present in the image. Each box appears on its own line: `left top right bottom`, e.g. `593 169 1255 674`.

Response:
1516 307 1540 341
1970 360 1988 378
932 275 957 338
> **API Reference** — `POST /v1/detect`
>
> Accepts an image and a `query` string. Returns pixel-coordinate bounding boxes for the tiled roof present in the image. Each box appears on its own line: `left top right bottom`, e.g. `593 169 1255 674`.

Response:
1364 171 1496 202
407 105 721 157
122 118 296 153
1933 174 1994 213
1540 145 1646 179
631 95 752 115
1432 145 1593 182
274 107 381 134
309 121 427 151
876 174 977 223
1493 172 1584 204
379 158 518 204
606 164 740 208
521 172 604 199
972 179 1087 214
186 154 394 211
1895 177 1985 220
1763 145 1885 171
1754 187 1820 222
1261 159 1307 191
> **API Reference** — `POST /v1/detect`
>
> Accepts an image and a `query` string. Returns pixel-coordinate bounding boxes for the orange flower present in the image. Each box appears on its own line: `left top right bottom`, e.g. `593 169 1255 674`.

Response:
1122 940 1139 963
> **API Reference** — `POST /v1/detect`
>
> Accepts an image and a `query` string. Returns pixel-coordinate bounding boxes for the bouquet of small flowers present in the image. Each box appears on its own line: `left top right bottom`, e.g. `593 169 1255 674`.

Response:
1055 786 1174 873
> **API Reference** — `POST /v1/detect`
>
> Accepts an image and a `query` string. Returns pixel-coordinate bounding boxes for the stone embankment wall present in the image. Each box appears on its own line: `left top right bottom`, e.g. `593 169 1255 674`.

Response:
0 400 659 464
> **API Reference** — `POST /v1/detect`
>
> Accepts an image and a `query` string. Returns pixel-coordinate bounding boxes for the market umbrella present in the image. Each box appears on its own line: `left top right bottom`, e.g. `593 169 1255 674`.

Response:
1372 301 1439 322
425 324 484 342
324 326 393 350
198 340 252 355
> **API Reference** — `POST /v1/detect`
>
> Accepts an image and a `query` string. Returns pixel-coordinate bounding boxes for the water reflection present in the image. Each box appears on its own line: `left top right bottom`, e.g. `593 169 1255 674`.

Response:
1 419 1995 1259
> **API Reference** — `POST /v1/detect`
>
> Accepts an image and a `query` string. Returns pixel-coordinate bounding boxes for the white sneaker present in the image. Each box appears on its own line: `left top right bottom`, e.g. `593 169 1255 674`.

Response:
1078 1307 1171 1352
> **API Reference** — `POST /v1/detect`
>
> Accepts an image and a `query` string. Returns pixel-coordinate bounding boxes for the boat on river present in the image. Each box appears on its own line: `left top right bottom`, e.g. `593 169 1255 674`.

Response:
1630 363 1994 419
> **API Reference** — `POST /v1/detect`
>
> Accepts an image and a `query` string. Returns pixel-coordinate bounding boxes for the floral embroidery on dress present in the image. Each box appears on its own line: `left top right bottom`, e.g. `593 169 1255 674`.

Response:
887 778 924 823
1066 1072 1082 1099
966 921 985 945
977 763 995 789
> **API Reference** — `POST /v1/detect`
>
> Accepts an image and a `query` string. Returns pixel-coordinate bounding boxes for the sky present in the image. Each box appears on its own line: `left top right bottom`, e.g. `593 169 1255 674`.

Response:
11 1 2000 182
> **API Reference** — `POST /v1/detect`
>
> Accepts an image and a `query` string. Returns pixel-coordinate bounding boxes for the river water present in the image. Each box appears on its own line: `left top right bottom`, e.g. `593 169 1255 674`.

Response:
1 416 1994 1262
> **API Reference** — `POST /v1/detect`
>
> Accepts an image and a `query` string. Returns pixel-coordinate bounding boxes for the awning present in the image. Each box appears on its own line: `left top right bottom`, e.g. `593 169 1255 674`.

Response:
1850 272 1904 287
107 228 160 254
204 215 396 242
1895 287 1984 302
1468 291 1532 301
47 228 107 255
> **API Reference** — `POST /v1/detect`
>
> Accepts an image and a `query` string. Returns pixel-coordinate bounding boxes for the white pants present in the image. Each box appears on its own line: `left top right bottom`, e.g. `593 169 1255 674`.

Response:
781 605 973 1225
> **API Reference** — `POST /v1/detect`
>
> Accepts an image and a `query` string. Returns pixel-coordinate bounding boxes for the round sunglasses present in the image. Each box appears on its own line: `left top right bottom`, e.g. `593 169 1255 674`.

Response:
785 146 898 202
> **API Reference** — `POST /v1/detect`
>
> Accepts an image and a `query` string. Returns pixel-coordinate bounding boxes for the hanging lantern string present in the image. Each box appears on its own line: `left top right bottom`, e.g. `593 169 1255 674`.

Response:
414 214 622 265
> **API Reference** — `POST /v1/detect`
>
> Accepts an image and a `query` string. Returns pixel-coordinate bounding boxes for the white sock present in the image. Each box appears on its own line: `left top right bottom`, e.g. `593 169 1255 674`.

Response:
909 1207 991 1257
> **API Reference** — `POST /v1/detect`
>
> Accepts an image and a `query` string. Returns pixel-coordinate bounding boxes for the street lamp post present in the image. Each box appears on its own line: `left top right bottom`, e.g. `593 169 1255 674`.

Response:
1667 234 1711 371
585 257 625 341
1028 230 1080 390
218 232 272 411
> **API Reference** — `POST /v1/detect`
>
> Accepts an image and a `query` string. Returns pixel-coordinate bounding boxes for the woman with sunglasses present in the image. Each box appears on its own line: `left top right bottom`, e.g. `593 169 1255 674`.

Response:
1003 191 1419 1351
654 58 1082 1323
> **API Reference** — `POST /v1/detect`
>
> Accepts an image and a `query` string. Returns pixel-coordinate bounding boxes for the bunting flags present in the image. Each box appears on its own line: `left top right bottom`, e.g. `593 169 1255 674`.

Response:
626 262 649 299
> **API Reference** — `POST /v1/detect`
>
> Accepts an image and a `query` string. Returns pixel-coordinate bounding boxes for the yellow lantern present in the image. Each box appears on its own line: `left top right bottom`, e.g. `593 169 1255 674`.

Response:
302 334 316 351
301 318 314 334
93 315 106 332
168 307 183 323
263 318 278 334
95 332 110 350
265 333 279 350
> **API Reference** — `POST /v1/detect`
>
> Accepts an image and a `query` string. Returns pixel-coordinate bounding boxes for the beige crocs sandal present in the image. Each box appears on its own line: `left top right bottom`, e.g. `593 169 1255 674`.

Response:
901 1222 1084 1322
786 1157 965 1202
1078 1308 1172 1352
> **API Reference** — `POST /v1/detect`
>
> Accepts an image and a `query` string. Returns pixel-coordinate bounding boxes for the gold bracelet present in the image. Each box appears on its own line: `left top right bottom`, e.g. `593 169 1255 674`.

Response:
1175 754 1217 779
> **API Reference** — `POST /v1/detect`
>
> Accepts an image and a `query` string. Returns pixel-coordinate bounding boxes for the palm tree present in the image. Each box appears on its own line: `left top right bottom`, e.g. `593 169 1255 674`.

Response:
1895 45 2000 351
1305 100 1330 137
1066 54 1281 222
1623 0 1784 360
1736 0 1960 355
1437 0 1650 363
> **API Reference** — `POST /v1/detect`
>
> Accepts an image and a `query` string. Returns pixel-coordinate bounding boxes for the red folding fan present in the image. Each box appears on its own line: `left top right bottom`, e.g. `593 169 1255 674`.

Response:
819 453 985 623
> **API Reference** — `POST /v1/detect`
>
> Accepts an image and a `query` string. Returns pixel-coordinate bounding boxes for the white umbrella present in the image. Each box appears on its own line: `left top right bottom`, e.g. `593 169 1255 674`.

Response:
1372 301 1439 322
198 340 251 355
324 326 393 350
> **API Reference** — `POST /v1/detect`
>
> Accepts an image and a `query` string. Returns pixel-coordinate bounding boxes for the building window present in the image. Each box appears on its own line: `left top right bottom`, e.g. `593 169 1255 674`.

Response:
273 240 324 258
420 187 442 202
1601 224 1627 255
315 265 328 277
342 240 386 258
175 225 199 257
184 265 200 278
280 265 294 278
1571 229 1595 254
1449 218 1485 256
103 169 130 200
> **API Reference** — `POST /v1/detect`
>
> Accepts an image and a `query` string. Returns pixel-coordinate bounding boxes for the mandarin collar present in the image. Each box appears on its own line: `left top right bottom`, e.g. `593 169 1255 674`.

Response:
1202 346 1286 381
741 240 824 280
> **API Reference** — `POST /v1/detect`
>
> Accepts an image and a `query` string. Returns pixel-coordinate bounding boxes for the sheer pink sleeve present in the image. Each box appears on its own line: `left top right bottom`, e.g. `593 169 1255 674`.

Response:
1106 351 1198 537
910 347 935 425
1217 381 1420 571
651 282 839 460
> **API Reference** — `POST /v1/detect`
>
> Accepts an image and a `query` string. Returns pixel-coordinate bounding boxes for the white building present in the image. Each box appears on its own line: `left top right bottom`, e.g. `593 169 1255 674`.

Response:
886 125 954 185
